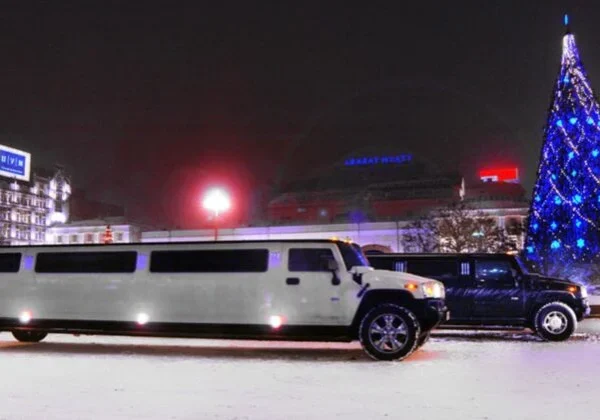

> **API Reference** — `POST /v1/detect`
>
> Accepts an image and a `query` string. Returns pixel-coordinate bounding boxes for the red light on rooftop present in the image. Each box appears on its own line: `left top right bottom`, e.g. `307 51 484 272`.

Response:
479 168 519 183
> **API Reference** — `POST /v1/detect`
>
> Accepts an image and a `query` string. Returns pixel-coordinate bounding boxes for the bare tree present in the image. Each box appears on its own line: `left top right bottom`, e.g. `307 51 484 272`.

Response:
402 217 439 253
403 201 513 253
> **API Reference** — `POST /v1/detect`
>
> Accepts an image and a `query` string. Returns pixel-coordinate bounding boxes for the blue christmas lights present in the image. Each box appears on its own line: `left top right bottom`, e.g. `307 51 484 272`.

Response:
526 23 600 267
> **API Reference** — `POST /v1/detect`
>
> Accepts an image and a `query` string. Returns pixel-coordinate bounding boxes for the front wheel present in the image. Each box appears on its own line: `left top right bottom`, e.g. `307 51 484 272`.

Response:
533 302 577 342
359 304 420 361
12 330 48 343
416 332 431 349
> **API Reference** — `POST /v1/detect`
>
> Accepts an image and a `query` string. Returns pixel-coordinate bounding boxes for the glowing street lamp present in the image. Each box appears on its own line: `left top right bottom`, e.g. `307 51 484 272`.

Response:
202 188 231 241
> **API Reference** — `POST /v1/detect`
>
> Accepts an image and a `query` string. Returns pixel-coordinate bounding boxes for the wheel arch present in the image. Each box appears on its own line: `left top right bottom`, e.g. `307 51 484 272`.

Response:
527 292 578 323
350 289 416 338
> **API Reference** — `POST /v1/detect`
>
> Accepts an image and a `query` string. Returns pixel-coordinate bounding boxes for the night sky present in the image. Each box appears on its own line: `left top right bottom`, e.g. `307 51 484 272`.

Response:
2 1 600 228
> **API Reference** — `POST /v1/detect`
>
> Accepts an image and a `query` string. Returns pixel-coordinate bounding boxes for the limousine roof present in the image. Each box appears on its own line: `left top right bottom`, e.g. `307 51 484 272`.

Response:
368 253 516 258
0 239 352 250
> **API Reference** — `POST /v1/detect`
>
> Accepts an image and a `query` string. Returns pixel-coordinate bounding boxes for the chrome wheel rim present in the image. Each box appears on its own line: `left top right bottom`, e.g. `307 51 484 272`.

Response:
368 313 408 353
542 311 568 335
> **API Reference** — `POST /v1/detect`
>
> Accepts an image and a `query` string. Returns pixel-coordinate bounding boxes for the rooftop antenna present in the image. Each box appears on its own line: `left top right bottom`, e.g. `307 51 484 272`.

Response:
564 13 571 34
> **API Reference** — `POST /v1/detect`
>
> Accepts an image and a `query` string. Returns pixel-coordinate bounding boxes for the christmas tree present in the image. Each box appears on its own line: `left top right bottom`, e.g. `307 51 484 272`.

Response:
525 15 600 271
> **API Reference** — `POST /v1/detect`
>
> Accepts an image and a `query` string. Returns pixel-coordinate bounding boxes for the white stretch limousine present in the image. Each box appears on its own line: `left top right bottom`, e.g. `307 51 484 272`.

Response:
0 240 448 361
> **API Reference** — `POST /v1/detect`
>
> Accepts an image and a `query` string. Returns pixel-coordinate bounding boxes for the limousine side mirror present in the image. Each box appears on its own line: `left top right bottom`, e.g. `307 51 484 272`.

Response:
511 269 521 288
327 259 341 286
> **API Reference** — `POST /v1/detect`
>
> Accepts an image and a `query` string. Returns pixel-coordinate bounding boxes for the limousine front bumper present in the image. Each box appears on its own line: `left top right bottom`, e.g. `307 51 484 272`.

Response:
413 298 449 332
575 297 591 321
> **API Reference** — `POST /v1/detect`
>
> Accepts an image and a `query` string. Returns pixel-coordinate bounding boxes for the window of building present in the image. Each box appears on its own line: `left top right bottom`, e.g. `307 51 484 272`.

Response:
116 232 124 242
35 251 138 273
288 248 335 272
0 253 21 272
150 249 269 273
69 234 78 243
85 233 94 243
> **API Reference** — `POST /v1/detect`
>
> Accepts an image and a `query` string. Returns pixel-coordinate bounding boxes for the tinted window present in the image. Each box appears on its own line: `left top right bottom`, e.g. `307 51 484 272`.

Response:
0 253 21 272
338 243 369 268
475 260 515 286
366 257 395 271
36 251 137 273
289 249 335 272
150 249 268 273
407 259 458 282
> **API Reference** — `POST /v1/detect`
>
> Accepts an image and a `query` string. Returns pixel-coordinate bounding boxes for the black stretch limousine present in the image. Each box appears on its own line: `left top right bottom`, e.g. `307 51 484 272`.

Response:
368 253 590 341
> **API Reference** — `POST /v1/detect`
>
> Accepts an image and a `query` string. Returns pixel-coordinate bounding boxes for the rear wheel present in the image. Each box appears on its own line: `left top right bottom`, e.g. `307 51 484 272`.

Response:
12 331 48 343
359 304 420 361
533 302 577 342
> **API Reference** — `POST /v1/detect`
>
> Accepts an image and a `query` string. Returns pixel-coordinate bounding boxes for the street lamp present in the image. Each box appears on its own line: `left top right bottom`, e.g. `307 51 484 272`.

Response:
202 188 231 241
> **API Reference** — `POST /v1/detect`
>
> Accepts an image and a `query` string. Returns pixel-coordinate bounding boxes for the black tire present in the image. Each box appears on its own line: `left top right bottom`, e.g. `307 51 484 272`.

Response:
533 302 577 342
359 304 420 361
416 332 431 349
12 331 48 343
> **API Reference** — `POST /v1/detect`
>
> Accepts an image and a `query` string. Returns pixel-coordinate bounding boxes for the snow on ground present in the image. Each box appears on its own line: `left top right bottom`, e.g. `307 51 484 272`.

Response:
1 320 600 420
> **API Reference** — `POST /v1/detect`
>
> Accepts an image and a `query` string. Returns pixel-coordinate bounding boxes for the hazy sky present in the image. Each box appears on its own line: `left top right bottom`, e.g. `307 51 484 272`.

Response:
1 1 599 227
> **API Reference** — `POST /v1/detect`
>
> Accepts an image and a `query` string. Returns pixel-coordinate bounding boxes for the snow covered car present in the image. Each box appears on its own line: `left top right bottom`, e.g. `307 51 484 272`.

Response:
0 240 447 361
367 253 590 341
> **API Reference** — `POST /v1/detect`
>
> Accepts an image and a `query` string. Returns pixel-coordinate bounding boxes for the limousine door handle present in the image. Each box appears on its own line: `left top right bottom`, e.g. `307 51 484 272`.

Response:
286 277 300 285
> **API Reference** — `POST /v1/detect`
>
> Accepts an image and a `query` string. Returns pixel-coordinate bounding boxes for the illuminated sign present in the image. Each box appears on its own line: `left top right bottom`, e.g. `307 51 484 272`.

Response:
0 144 31 182
479 168 519 183
344 154 412 166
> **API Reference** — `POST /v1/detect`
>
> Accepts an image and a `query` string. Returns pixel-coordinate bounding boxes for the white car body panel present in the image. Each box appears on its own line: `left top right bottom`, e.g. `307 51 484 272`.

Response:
0 241 443 328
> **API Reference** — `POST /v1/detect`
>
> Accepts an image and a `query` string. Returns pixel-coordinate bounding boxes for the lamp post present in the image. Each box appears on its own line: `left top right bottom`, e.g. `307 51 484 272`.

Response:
202 188 231 241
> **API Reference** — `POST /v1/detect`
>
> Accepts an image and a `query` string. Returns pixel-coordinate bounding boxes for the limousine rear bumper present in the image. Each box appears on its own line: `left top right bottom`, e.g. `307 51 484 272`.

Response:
412 298 449 332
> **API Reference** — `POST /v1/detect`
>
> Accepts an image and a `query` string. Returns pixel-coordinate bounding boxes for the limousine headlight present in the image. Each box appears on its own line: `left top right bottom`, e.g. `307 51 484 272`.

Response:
422 281 445 299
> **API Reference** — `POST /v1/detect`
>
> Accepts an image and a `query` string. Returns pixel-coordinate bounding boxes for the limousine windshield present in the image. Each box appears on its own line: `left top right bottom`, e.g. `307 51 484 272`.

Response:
339 242 370 269
513 255 535 275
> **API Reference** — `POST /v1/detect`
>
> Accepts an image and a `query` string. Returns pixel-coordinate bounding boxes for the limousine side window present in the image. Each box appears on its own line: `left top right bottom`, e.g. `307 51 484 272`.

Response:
0 253 21 272
407 260 459 286
288 249 335 272
150 249 269 273
35 251 137 273
475 260 515 288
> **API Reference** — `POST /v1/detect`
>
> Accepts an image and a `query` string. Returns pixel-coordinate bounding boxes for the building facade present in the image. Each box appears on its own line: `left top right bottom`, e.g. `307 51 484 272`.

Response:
46 217 142 245
141 204 528 253
267 153 464 225
0 166 71 245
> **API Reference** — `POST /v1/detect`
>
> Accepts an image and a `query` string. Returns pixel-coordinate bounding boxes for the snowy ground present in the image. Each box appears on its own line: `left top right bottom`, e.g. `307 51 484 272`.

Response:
2 320 600 420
